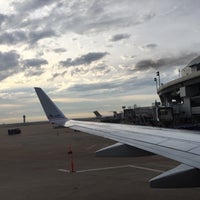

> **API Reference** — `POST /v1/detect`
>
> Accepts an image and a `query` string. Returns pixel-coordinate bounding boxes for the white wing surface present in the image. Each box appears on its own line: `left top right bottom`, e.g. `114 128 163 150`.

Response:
34 87 200 188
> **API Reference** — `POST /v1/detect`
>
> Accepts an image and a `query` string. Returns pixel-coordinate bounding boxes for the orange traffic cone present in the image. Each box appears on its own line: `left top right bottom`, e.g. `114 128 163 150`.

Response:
68 145 75 173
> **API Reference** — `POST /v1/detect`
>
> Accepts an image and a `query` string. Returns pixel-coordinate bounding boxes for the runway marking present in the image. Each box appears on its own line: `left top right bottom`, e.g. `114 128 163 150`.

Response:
57 165 164 174
77 165 129 173
86 144 97 150
58 169 70 173
128 165 164 173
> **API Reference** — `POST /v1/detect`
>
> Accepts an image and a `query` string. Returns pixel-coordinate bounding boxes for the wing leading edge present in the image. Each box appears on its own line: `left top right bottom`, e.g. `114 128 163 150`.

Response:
34 87 200 188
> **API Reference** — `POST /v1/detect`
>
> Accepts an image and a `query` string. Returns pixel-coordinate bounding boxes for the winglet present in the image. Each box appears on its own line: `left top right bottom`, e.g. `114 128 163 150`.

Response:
34 87 68 125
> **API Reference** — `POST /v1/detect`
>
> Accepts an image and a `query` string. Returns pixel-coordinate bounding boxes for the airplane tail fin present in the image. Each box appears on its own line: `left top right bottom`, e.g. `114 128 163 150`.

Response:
34 87 68 125
93 111 102 118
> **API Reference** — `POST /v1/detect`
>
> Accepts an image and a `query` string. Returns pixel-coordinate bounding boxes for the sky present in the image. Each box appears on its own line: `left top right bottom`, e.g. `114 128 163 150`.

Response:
0 0 200 123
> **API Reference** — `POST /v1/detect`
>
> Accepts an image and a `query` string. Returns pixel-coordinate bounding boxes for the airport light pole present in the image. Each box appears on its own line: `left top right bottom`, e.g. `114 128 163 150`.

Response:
156 71 160 87
154 77 158 91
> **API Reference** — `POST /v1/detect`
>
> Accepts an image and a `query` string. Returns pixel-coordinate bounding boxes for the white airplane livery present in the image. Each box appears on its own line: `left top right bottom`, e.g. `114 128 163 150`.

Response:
34 87 200 188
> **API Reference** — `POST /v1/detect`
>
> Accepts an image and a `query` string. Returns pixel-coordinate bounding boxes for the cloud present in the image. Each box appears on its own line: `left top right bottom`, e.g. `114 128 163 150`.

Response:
22 58 48 77
145 43 157 49
70 67 88 77
67 76 140 97
92 64 111 74
134 52 199 71
53 48 67 53
12 0 55 13
0 14 7 26
28 29 56 45
60 52 109 67
0 50 20 80
0 30 27 45
69 63 112 78
24 68 44 77
110 33 131 42
138 43 158 52
68 82 117 93
0 0 157 49
47 71 68 81
0 52 47 80
0 29 56 46
0 51 20 70
23 58 48 68
49 72 64 80
11 0 155 36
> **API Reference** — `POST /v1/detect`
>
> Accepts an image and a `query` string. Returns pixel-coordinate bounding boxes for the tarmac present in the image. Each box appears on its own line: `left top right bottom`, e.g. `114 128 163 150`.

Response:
0 122 200 200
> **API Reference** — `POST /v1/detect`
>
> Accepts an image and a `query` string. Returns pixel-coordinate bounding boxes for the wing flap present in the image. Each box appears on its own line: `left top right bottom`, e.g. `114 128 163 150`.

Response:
96 142 154 157
159 139 198 151
150 164 200 188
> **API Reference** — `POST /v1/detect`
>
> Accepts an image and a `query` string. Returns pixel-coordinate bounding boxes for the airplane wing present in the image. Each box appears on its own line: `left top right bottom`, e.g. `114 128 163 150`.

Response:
34 87 200 188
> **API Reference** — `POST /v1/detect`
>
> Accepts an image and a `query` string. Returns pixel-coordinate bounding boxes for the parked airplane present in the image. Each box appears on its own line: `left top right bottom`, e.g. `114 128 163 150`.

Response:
93 110 121 123
34 87 200 188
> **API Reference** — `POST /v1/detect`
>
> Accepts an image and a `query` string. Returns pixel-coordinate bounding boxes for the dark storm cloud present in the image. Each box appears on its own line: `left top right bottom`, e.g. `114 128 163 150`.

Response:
23 58 48 68
60 52 109 67
134 52 199 71
110 33 130 42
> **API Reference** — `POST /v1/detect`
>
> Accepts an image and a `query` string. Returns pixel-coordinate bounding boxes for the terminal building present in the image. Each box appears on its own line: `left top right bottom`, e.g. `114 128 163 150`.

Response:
158 55 200 127
123 56 200 129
